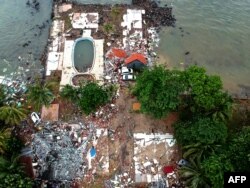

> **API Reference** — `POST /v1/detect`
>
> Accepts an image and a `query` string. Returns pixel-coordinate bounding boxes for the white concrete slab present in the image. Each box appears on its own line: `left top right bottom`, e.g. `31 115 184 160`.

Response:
46 52 60 76
82 29 92 37
133 133 175 183
72 13 99 29
60 40 75 87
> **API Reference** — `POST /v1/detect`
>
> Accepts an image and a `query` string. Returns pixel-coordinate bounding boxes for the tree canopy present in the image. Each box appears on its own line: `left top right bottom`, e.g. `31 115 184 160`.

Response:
179 157 210 188
174 117 228 145
133 66 185 118
182 66 233 122
201 154 233 188
0 106 27 126
0 86 5 107
227 126 250 172
27 82 54 111
78 82 109 115
132 65 232 120
60 82 109 115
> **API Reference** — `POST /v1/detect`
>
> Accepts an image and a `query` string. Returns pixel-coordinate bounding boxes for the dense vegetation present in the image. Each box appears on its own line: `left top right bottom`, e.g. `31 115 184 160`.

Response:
133 65 250 187
60 82 112 115
0 65 249 187
27 81 55 111
132 66 185 118
0 82 49 187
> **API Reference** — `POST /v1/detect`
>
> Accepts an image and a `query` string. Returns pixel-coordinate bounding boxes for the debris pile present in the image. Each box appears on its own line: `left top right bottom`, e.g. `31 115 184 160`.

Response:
86 103 119 128
133 133 177 184
31 122 95 181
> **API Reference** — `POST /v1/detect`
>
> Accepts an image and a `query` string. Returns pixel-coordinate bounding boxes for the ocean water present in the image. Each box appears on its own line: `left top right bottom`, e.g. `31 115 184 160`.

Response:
0 0 249 93
0 0 52 75
157 0 250 93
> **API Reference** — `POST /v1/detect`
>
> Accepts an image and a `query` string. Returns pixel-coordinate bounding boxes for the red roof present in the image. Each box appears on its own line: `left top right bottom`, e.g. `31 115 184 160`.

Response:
107 48 127 59
124 53 147 65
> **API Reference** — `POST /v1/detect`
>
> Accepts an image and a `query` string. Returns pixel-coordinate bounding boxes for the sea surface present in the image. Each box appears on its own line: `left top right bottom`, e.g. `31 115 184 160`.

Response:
157 0 250 94
0 0 249 94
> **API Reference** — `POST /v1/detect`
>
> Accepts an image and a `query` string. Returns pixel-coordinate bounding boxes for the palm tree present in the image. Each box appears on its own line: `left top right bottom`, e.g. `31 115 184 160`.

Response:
27 82 55 111
179 158 210 188
0 86 6 106
209 93 233 122
0 128 11 154
183 143 219 161
0 154 24 179
60 84 78 101
0 106 27 126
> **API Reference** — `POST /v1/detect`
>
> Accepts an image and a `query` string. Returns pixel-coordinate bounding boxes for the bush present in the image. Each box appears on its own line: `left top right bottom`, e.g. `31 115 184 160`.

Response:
133 66 185 118
78 82 108 115
174 117 228 145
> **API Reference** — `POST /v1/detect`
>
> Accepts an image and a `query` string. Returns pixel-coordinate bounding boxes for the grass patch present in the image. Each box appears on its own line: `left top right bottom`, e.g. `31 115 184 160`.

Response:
64 15 72 31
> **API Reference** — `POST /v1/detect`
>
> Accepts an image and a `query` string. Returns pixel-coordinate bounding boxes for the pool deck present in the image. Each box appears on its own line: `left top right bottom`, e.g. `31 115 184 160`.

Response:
60 39 104 87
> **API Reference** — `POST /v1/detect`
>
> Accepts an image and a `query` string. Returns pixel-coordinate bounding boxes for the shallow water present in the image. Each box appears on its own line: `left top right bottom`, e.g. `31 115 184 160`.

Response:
157 0 250 93
0 0 52 75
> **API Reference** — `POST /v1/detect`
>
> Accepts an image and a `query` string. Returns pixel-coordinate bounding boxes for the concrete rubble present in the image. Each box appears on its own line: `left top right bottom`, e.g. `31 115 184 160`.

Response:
30 121 109 186
71 13 99 30
133 133 176 185
103 8 160 85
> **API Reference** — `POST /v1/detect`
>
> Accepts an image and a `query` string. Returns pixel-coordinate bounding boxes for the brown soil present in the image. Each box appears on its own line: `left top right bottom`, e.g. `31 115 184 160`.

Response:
72 74 95 86
106 88 179 185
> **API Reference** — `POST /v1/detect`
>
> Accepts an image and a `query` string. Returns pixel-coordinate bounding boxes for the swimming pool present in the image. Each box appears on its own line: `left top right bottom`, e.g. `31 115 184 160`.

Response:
72 37 95 73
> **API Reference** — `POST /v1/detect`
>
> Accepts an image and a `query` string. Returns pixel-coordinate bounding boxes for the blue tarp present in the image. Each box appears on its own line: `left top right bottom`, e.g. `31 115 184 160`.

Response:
90 147 96 158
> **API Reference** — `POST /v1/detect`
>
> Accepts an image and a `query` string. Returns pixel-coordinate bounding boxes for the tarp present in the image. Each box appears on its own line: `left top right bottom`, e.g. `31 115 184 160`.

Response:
107 48 127 59
90 147 96 158
162 166 174 174
124 53 147 65
127 60 146 71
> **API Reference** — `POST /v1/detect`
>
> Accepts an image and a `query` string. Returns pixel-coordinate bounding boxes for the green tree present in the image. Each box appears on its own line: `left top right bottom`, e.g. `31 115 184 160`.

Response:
201 154 233 188
183 66 233 122
133 66 185 118
27 82 55 111
60 84 78 101
0 106 27 126
78 82 108 115
0 174 33 188
227 126 250 172
183 143 220 161
0 155 33 188
5 136 24 157
179 158 210 188
0 155 23 179
0 128 11 154
0 86 6 107
174 117 227 145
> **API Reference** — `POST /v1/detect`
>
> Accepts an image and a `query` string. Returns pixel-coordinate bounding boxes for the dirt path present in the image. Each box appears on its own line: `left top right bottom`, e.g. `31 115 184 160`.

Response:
107 87 179 185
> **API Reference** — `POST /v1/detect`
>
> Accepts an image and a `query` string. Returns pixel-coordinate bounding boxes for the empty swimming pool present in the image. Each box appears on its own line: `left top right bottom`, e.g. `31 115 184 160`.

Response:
72 37 95 73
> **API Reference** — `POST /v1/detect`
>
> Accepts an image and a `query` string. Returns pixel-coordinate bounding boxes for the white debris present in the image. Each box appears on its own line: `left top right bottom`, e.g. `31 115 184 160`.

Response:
71 13 99 29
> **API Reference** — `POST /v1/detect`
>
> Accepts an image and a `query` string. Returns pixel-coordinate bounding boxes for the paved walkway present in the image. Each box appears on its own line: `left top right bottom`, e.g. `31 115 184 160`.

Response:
60 40 75 87
90 39 104 83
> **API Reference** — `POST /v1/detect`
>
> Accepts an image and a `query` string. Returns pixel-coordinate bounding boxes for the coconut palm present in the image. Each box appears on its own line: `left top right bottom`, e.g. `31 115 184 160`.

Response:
0 128 11 154
183 143 219 161
0 86 6 107
60 84 78 101
209 94 233 122
179 158 210 188
27 82 55 111
0 154 24 179
0 106 27 126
